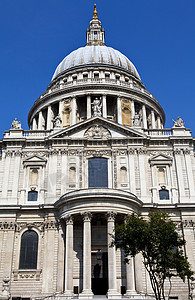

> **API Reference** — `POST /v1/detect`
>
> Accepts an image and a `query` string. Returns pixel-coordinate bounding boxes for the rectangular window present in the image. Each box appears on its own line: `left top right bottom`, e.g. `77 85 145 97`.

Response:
28 191 38 201
88 158 108 188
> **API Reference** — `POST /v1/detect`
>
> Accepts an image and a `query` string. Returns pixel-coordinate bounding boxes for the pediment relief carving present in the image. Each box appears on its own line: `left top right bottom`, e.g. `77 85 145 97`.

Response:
84 125 111 139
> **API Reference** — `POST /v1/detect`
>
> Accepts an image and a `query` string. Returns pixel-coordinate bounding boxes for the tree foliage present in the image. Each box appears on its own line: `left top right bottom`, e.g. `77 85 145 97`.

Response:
112 211 193 300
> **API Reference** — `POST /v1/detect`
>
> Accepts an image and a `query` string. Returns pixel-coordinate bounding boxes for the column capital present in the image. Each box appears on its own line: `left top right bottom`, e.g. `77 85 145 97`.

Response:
82 211 92 222
65 215 74 225
106 211 116 222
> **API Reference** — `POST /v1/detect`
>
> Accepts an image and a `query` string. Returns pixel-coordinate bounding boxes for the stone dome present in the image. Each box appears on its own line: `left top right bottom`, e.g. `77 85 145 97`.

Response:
51 45 141 81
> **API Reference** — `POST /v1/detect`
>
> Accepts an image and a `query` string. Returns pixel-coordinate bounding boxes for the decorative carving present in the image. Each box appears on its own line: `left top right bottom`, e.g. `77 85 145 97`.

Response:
65 215 74 225
92 97 102 117
79 155 82 189
183 149 190 155
137 148 147 154
106 211 117 221
0 277 10 299
173 116 184 127
84 125 111 139
173 149 181 155
0 222 15 230
13 270 41 281
113 153 117 188
82 212 92 222
11 118 21 129
15 222 43 232
53 114 62 128
128 148 135 155
85 150 111 157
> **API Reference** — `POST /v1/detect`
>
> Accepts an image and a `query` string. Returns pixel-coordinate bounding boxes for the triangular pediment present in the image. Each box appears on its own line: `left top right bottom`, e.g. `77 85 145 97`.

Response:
23 155 47 166
149 153 173 165
47 117 147 140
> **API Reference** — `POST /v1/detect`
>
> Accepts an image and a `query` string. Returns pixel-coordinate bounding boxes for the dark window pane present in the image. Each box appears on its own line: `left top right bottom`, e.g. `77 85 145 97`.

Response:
28 191 38 201
159 189 169 200
88 158 108 188
19 230 38 269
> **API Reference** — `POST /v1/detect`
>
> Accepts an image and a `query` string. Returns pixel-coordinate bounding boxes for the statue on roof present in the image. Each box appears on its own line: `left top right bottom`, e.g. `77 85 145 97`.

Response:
173 117 184 128
11 118 21 129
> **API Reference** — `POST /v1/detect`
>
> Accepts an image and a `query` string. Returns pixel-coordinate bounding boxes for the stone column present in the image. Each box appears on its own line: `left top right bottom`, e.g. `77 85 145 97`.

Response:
131 100 135 125
87 94 91 119
106 212 121 299
125 257 138 297
71 97 77 125
151 110 156 129
102 94 107 118
38 110 43 130
142 104 147 129
32 118 37 130
79 212 93 299
47 105 52 130
59 101 64 123
157 116 161 129
134 253 144 293
117 97 122 124
184 149 195 199
174 149 185 200
64 215 74 298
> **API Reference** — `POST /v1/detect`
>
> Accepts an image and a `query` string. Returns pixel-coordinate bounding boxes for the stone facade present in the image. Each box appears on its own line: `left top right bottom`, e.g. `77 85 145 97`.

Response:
0 5 195 300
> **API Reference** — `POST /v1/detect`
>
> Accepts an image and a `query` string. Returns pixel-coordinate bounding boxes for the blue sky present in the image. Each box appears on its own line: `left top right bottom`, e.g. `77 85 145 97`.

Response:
0 0 195 136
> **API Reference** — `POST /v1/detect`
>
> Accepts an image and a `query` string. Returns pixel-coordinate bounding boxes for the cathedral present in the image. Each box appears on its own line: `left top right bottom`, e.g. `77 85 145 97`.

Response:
0 5 195 300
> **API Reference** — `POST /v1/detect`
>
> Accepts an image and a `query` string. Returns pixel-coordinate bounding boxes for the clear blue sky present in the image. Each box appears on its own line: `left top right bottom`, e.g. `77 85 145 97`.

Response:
0 0 195 136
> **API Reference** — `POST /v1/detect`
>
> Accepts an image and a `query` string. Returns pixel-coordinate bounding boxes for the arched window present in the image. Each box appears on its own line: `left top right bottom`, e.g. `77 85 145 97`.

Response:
159 189 169 200
88 157 108 188
120 167 127 183
19 230 38 269
28 191 38 201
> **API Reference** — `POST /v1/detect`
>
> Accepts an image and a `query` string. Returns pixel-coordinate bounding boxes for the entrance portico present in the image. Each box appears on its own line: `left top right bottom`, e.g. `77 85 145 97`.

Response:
56 188 143 299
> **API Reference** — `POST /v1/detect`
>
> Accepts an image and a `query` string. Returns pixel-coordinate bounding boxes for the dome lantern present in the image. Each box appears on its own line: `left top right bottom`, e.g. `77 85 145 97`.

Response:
86 4 105 46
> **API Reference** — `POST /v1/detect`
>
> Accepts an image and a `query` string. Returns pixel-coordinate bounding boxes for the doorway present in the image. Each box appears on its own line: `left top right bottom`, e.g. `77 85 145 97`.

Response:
92 252 108 295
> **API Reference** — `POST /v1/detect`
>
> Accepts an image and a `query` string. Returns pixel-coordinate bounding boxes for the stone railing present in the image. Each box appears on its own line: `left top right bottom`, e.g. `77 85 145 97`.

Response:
37 77 159 105
23 130 51 137
144 129 172 136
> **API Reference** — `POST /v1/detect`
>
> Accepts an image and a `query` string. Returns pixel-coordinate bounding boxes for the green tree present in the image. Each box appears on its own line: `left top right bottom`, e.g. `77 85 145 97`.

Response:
112 211 193 300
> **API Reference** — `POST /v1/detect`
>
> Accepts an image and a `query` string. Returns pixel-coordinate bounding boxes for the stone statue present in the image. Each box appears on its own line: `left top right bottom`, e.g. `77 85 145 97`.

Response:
92 97 102 117
173 116 184 127
53 114 62 128
11 118 21 130
133 112 141 127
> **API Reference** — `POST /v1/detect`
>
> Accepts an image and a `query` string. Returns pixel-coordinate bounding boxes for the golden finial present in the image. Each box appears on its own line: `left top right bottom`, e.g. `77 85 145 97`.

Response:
93 4 98 19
